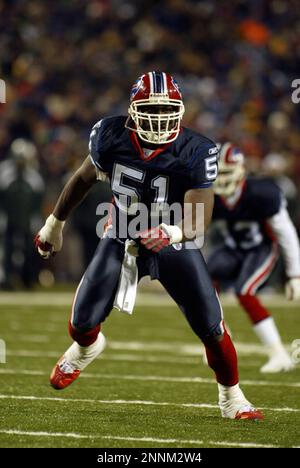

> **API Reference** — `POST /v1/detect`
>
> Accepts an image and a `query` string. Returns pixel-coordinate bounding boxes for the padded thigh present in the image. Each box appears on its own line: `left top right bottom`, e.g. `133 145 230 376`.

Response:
207 246 242 281
71 238 125 328
157 245 224 340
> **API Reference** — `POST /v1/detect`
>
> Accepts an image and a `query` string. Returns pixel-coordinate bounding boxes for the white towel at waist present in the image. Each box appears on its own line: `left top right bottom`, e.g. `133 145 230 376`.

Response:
113 239 138 315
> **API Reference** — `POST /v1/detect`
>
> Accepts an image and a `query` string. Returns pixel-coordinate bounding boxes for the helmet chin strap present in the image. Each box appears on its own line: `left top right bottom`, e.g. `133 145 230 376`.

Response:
133 122 179 145
143 130 170 144
219 179 246 207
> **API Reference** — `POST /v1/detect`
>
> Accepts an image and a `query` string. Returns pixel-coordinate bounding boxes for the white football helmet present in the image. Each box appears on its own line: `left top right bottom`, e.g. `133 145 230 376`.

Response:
10 138 37 165
214 142 246 197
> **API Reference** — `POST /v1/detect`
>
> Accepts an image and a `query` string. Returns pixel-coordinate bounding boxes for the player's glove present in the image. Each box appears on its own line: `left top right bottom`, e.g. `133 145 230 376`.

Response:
285 277 300 301
139 223 182 253
34 214 65 259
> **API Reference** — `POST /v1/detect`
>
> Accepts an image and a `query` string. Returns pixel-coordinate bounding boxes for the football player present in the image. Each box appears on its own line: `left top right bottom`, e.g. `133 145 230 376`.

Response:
207 142 300 373
35 72 263 420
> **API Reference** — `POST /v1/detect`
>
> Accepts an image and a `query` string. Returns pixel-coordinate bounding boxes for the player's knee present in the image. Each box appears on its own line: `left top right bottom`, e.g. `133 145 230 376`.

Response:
68 320 101 346
201 321 225 345
202 332 224 346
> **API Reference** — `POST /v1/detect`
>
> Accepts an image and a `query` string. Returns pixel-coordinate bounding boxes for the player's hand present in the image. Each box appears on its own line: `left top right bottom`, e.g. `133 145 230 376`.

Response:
139 224 182 253
285 277 300 301
34 214 65 259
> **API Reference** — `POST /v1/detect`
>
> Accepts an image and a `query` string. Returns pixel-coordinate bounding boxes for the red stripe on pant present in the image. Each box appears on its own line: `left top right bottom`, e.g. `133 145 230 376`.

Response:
204 329 239 386
68 320 100 347
242 245 278 296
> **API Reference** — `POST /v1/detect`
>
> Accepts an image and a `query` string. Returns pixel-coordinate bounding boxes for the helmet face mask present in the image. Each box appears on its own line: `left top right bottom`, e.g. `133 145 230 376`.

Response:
129 100 184 144
126 72 185 145
213 142 246 198
214 165 245 197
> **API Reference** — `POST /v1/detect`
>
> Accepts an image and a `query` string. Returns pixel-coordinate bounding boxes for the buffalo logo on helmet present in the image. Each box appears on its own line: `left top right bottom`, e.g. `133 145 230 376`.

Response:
130 77 144 101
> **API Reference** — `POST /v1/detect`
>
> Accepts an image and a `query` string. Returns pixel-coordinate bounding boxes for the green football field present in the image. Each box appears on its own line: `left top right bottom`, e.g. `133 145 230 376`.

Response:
0 291 299 448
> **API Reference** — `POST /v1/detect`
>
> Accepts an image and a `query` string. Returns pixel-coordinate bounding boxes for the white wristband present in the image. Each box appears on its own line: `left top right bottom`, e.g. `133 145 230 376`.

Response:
46 214 65 233
160 224 183 244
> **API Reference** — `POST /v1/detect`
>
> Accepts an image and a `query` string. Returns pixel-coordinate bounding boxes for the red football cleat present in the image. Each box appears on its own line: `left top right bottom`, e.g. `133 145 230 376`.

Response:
50 357 80 390
235 407 264 421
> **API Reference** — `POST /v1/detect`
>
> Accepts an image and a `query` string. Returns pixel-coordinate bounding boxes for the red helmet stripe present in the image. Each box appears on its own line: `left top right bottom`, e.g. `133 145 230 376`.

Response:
224 144 235 164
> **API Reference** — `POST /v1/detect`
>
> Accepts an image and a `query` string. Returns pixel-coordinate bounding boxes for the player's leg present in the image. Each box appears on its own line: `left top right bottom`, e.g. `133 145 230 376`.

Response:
158 244 263 420
203 245 242 348
50 237 125 389
235 242 294 373
207 245 242 292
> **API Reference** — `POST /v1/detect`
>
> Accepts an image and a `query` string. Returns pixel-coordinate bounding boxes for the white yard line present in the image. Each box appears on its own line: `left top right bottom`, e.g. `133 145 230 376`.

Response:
4 340 296 356
0 369 45 376
0 393 298 413
206 441 283 448
6 350 59 358
1 367 299 389
0 429 286 448
81 373 300 389
4 350 265 366
0 429 91 440
107 340 294 356
3 351 203 365
18 335 50 343
0 291 298 308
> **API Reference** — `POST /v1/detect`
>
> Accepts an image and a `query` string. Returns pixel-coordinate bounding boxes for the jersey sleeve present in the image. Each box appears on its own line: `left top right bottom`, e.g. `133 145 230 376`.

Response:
267 206 300 277
254 179 283 218
187 142 219 189
88 119 111 173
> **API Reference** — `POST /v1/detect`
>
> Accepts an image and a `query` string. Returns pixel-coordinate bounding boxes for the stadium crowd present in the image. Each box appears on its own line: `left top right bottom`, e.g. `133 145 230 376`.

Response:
0 0 299 286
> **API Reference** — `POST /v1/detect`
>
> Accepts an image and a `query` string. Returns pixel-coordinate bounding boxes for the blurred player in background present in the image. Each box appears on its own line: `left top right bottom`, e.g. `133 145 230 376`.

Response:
0 139 44 289
207 142 300 373
35 72 263 420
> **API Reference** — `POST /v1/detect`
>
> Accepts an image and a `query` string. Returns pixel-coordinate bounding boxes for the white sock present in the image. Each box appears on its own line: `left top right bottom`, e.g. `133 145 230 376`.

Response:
64 332 106 371
218 383 257 418
253 317 285 352
218 383 248 404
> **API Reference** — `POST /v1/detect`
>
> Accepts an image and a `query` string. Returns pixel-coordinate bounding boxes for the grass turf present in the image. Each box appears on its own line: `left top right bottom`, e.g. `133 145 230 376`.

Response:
0 293 299 448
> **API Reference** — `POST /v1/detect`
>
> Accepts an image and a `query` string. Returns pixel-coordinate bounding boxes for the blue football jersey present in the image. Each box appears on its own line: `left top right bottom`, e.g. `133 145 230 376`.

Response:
213 177 283 250
89 115 218 238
